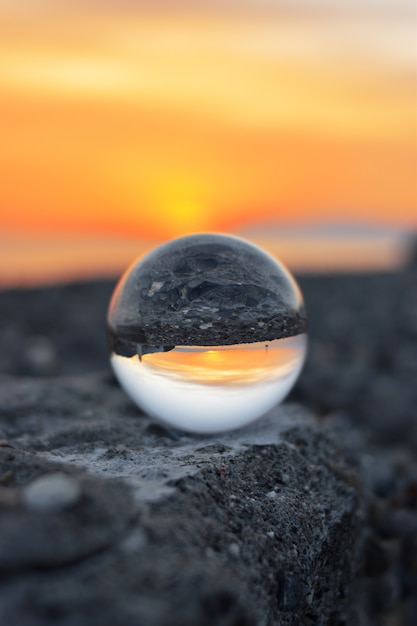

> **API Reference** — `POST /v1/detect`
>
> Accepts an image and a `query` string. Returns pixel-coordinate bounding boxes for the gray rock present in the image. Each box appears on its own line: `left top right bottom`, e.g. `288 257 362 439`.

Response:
0 269 416 625
0 372 361 626
0 269 417 626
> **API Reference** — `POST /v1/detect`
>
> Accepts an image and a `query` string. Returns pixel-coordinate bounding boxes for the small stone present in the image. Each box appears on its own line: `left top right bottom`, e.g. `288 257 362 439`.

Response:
228 542 240 558
26 336 57 376
266 490 277 501
205 547 215 559
266 531 275 539
23 473 81 512
148 281 164 296
198 322 213 330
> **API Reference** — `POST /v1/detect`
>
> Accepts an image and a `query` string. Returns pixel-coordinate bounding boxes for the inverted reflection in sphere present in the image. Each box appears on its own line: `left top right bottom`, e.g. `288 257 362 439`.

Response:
108 234 307 433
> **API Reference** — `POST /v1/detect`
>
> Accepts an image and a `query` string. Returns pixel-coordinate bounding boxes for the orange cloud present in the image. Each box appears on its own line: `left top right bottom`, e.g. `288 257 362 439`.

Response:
0 5 415 244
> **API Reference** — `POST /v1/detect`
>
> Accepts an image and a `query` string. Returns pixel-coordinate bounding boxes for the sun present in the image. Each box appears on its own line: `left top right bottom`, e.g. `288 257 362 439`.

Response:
139 171 212 238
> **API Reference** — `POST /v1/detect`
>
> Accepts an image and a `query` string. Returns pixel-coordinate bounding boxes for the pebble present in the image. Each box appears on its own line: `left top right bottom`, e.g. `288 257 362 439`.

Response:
26 336 57 376
22 473 81 512
266 490 277 501
205 547 215 559
228 542 240 558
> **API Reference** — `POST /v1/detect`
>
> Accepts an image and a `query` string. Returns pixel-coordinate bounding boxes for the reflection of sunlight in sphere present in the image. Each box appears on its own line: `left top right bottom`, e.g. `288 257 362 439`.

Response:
111 336 307 433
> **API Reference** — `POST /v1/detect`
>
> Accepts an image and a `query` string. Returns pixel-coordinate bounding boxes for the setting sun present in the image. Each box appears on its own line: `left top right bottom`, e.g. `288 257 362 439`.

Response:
0 1 415 282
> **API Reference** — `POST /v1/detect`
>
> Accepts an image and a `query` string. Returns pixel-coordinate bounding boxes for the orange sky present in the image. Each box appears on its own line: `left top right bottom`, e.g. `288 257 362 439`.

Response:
141 339 300 386
0 1 416 277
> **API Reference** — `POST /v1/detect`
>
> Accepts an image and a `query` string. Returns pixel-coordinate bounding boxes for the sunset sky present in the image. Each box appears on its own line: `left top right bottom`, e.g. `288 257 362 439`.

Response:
0 0 415 282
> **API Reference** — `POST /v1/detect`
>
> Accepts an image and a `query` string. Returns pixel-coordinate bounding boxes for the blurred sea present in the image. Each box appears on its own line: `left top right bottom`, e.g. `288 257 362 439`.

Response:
0 226 412 287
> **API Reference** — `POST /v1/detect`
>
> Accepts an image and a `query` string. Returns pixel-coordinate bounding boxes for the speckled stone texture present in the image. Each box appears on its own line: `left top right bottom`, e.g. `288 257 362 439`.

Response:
0 373 359 626
0 267 416 626
108 234 306 348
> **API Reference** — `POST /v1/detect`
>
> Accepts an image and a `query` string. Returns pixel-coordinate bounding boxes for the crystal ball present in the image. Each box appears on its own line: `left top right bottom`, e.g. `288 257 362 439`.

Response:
107 233 307 433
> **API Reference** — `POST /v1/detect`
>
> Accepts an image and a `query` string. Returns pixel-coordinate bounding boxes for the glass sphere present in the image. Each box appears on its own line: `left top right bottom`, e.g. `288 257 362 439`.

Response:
107 233 307 433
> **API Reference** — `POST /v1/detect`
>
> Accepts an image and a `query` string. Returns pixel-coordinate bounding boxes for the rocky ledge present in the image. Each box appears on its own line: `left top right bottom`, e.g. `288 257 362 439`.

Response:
0 373 361 626
0 269 416 625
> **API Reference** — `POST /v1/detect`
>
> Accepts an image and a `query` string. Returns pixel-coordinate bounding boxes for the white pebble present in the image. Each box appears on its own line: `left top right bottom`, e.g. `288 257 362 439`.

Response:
23 473 81 512
199 322 213 330
228 542 240 558
266 490 277 501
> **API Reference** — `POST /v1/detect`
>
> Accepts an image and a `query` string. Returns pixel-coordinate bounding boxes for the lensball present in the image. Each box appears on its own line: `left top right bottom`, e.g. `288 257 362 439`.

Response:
107 233 307 433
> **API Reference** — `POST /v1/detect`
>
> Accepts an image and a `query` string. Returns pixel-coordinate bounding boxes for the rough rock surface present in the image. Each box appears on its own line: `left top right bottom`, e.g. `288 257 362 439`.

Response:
0 374 360 626
108 234 306 347
0 268 416 625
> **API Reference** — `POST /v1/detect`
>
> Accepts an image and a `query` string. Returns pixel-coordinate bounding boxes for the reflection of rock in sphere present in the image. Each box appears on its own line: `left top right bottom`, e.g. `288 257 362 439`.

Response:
107 234 308 433
108 233 307 350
